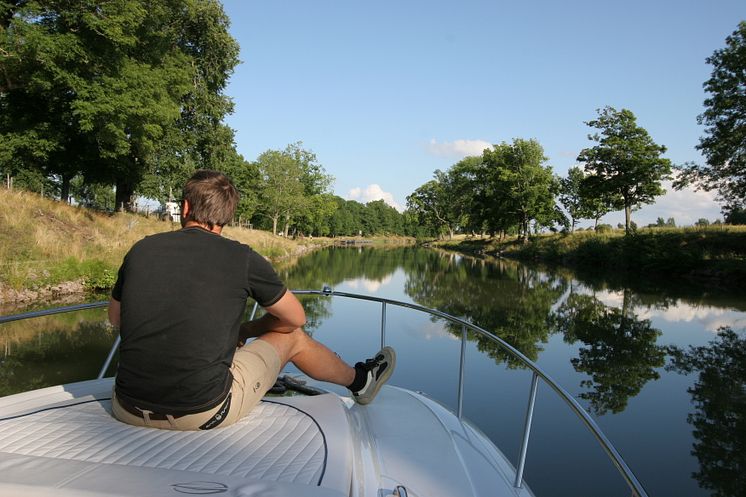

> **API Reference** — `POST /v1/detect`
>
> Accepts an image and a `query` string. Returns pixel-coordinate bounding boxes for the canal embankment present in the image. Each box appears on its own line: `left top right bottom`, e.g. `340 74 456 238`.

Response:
432 228 746 292
0 188 326 307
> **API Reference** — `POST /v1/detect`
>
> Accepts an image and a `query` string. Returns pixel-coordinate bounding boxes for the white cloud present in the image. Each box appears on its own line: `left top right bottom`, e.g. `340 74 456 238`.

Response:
426 138 493 158
633 179 721 226
343 275 393 293
347 184 403 212
588 290 746 332
587 176 722 229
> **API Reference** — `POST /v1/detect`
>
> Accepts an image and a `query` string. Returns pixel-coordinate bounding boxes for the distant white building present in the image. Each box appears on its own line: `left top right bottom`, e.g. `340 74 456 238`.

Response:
162 201 181 223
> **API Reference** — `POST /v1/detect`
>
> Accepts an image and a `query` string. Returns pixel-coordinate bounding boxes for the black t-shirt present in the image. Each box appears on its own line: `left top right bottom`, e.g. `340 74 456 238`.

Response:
111 226 286 414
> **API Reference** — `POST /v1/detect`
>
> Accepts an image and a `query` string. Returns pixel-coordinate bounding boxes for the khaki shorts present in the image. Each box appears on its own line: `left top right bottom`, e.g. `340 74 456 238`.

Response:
112 339 282 430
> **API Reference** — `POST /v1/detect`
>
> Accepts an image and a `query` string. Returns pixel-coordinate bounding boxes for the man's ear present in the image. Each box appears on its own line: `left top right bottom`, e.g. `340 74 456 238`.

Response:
180 199 190 228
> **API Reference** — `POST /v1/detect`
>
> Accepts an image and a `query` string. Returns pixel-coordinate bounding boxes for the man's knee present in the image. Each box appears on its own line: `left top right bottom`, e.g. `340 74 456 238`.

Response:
257 327 308 363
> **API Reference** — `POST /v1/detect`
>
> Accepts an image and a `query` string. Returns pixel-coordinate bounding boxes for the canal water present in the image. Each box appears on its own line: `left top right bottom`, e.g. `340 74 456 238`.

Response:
1 246 744 497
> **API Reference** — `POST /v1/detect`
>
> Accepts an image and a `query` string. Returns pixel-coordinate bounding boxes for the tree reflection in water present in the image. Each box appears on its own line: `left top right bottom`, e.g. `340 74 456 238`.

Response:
282 247 568 368
403 251 566 368
0 311 115 396
550 290 666 415
667 328 746 497
279 246 420 333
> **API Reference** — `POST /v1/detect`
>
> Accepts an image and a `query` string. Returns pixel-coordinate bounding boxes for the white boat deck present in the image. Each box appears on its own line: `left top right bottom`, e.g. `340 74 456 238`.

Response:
0 377 534 497
0 378 351 496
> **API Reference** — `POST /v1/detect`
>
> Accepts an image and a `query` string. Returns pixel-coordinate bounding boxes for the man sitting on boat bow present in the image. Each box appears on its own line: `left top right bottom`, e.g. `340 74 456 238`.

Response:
107 170 395 430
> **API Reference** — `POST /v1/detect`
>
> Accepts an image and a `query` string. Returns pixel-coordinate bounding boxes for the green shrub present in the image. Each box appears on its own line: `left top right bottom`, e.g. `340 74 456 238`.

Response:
84 267 117 292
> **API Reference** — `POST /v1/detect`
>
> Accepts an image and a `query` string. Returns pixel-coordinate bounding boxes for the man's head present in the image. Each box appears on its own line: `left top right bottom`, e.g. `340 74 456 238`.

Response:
181 170 239 229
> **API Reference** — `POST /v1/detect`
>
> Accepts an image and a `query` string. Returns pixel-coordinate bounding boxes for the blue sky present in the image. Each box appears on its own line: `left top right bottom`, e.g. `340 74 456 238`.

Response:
221 1 745 227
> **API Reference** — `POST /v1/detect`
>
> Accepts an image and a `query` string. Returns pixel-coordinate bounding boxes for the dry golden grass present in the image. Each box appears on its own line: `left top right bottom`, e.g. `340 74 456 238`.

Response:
0 188 314 291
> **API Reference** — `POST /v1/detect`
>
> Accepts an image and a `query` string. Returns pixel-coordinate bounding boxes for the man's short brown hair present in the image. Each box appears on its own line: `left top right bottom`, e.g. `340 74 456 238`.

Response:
182 170 239 228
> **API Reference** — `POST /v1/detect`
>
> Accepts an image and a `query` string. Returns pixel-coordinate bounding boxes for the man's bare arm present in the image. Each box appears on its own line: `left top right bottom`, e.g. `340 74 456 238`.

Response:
108 298 121 329
239 291 306 343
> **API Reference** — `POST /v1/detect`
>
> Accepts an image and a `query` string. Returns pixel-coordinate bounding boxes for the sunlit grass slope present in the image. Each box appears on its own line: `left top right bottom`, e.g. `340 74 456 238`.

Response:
0 188 307 293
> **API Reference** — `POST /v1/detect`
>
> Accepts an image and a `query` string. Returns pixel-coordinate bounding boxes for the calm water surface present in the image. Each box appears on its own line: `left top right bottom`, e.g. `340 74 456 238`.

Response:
1 246 744 497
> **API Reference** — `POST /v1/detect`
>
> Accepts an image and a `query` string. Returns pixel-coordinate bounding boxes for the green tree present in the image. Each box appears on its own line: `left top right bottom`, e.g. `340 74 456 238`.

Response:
724 206 746 225
559 166 597 232
447 156 484 234
328 197 359 236
406 162 478 240
284 142 333 196
482 139 558 241
578 107 672 234
283 143 333 237
255 149 305 235
0 0 239 210
363 199 403 235
297 193 338 237
579 176 615 230
677 22 746 211
223 155 260 223
406 177 458 239
70 176 115 211
401 208 434 238
253 143 334 236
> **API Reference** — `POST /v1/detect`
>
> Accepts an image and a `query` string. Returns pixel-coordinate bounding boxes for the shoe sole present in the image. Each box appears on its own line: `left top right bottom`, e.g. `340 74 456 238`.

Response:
356 346 396 405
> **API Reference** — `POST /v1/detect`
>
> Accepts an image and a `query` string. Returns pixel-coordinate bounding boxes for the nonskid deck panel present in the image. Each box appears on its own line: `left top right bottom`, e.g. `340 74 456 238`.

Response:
0 397 326 484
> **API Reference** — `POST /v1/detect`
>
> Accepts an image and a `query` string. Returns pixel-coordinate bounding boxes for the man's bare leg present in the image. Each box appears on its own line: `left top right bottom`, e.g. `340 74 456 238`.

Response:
257 328 355 387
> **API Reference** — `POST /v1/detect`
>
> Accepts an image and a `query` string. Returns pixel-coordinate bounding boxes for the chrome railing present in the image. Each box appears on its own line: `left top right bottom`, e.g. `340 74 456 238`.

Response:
294 288 648 497
0 288 647 497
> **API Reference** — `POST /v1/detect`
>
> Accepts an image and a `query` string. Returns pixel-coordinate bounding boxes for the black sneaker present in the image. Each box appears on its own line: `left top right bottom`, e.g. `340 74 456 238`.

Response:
352 346 396 405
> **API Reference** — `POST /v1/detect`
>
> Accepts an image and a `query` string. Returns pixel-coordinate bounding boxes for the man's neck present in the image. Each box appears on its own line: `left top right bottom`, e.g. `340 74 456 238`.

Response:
183 221 223 235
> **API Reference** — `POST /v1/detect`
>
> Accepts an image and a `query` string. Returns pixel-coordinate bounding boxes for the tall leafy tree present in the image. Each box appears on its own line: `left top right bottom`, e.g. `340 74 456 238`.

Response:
559 166 589 232
284 142 333 196
0 0 239 210
579 176 615 230
296 193 338 237
578 107 672 234
222 154 260 223
482 139 558 241
559 166 615 231
255 149 305 236
446 156 483 234
677 22 746 211
283 142 334 236
363 199 403 235
328 197 358 236
253 143 334 236
406 176 458 239
559 166 597 232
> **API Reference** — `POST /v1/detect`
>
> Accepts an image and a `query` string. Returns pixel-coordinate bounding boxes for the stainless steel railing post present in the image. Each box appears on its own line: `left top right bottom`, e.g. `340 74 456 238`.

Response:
457 324 467 419
249 301 259 320
380 302 387 349
97 334 120 379
515 371 540 488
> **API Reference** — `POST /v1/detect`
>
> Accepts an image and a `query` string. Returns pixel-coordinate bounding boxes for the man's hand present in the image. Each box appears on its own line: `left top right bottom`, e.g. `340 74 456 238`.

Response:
238 291 306 346
238 319 268 345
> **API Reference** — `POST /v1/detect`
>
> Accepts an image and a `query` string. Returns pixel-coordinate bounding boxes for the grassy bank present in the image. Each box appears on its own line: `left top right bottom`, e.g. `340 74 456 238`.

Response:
0 188 320 303
433 227 746 291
